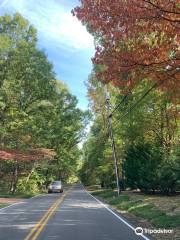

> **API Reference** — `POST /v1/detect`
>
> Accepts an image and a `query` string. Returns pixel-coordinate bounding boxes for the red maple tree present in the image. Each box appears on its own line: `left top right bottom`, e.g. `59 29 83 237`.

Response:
0 148 56 162
73 0 180 101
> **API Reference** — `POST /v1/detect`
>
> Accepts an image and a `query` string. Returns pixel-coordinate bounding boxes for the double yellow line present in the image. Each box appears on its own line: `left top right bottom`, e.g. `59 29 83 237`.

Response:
24 188 71 240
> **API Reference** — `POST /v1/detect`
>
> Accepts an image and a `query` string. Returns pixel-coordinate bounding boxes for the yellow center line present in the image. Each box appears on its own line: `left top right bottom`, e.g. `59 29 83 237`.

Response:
31 193 67 240
24 201 58 240
24 187 72 240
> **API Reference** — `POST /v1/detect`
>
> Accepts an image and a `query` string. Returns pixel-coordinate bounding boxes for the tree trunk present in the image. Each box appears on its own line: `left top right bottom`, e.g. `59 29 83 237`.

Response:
10 161 19 194
26 163 35 184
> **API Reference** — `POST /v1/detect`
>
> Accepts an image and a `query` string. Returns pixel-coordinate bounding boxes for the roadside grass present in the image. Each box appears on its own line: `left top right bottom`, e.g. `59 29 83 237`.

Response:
92 190 117 199
0 203 10 209
92 190 180 228
0 192 39 199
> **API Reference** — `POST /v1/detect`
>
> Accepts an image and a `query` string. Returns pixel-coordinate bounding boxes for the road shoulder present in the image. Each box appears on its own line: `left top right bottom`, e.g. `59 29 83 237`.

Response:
87 188 179 240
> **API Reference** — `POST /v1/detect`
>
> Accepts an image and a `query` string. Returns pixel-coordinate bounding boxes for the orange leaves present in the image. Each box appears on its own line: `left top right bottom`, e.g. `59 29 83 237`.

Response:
0 148 56 162
0 150 40 161
73 0 179 101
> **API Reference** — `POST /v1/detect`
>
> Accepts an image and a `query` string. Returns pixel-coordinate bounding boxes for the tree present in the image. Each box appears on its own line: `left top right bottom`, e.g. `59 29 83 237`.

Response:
80 66 180 193
73 0 180 102
80 117 115 187
0 13 86 193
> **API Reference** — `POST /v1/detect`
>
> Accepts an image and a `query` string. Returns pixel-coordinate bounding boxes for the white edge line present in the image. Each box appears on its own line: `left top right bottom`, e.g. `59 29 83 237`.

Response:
0 190 63 212
84 188 150 240
0 193 46 211
0 193 46 212
0 202 23 212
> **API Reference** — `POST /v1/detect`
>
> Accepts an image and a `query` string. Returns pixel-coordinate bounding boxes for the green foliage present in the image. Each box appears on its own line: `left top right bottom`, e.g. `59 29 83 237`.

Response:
124 143 162 191
124 142 180 193
158 156 180 194
80 117 115 187
82 73 180 194
0 13 87 194
17 171 45 194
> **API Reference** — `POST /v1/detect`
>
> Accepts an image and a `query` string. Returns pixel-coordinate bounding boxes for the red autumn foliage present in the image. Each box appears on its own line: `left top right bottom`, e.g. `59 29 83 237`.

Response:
0 148 56 162
73 0 180 101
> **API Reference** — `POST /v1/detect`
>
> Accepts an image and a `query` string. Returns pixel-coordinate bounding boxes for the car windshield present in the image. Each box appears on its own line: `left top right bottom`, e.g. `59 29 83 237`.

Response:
52 181 61 185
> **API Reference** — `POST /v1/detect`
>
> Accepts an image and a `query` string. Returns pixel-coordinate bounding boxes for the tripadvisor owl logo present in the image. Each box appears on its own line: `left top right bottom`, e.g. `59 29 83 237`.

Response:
135 227 143 236
134 227 173 236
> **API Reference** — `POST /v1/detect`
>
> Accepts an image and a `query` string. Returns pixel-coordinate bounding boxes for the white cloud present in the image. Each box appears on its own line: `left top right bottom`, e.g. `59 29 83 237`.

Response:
48 11 94 50
0 0 8 8
1 0 94 51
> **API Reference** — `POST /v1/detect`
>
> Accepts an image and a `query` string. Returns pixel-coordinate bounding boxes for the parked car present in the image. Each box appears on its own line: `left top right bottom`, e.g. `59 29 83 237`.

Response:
48 180 63 193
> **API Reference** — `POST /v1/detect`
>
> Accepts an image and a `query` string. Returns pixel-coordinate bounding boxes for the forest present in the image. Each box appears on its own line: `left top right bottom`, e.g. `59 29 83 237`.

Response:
73 0 180 194
0 13 87 194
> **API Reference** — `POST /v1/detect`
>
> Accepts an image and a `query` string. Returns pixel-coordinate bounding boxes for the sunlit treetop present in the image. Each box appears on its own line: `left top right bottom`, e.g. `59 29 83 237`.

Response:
73 0 180 102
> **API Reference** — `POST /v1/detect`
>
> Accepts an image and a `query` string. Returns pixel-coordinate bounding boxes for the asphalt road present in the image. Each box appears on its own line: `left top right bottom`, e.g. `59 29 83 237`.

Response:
0 184 150 240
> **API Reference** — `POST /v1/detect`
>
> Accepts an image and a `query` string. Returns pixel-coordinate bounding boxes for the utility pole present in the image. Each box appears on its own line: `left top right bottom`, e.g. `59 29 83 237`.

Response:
105 91 121 195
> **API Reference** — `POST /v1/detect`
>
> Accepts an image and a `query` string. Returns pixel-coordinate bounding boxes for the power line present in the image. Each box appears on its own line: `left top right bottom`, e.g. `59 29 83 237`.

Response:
112 78 168 129
108 68 180 132
109 67 177 120
110 92 131 116
119 82 157 119
104 82 159 190
112 83 157 128
109 84 138 117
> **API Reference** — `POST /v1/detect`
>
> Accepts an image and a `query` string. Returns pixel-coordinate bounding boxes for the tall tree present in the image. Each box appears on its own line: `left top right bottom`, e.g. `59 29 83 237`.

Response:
73 0 180 102
0 13 86 193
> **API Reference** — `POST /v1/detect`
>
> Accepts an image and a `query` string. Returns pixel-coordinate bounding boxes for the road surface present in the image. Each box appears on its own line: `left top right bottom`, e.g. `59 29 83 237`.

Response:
0 184 150 240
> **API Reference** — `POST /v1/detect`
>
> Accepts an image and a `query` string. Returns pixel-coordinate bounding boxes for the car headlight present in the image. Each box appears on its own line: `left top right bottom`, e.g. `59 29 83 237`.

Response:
49 185 52 189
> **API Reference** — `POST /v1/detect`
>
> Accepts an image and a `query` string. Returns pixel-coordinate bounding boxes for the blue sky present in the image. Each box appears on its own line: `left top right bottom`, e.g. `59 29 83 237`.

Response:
0 0 95 109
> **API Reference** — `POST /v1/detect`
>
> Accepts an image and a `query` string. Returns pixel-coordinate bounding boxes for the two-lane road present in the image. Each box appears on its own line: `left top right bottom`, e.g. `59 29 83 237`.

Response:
0 184 150 240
